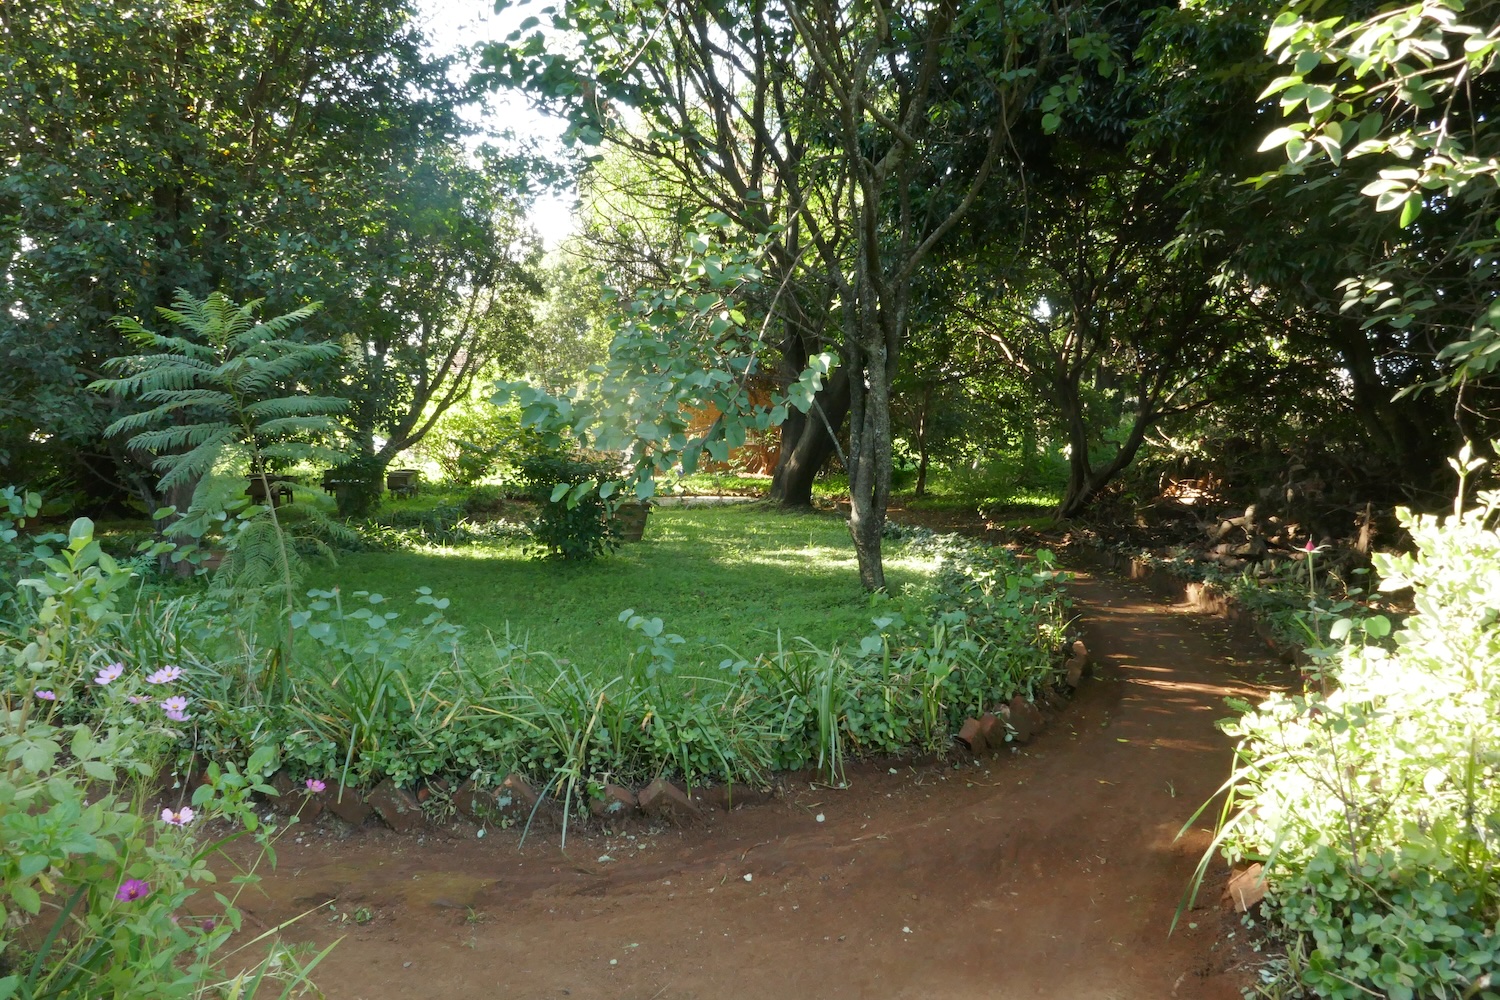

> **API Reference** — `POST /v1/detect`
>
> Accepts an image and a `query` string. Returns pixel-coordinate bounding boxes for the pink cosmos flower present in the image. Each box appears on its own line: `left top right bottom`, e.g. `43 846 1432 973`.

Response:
146 666 182 685
305 778 326 793
116 878 151 901
160 695 190 722
161 806 195 826
128 695 151 705
94 662 125 685
36 690 57 701
164 709 189 722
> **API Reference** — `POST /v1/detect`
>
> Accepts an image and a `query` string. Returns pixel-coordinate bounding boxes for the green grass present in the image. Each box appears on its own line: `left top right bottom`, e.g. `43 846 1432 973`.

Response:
306 504 943 673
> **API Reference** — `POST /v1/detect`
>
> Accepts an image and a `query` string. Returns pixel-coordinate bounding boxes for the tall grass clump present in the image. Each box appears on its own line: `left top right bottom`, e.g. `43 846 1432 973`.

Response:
1208 449 1500 1000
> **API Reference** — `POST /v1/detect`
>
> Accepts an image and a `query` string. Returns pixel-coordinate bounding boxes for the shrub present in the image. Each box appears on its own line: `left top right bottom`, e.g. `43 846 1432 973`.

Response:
463 484 507 516
514 449 622 560
1213 459 1500 1000
424 398 522 487
328 455 384 519
0 515 328 999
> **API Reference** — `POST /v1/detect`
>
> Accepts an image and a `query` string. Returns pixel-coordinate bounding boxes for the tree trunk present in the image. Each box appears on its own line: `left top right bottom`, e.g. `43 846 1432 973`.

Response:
770 368 849 506
1056 389 1154 518
914 386 930 498
1331 318 1449 487
846 353 892 591
1020 421 1037 479
845 272 893 592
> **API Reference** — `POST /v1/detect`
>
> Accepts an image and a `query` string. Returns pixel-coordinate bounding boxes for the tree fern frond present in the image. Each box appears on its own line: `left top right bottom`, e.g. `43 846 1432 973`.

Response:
251 415 342 436
111 419 231 452
230 352 341 394
155 429 239 488
234 302 322 343
95 353 220 384
258 442 348 466
133 387 234 408
104 405 232 441
112 316 219 362
243 395 349 418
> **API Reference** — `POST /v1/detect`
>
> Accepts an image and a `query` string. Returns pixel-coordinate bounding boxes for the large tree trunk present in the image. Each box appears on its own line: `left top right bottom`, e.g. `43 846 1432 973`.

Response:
1330 318 1450 488
770 368 849 506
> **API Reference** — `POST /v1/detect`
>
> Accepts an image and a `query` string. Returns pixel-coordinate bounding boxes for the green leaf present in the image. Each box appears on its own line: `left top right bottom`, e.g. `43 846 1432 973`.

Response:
247 743 278 776
1259 125 1306 152
9 883 41 915
1398 192 1423 227
83 760 115 782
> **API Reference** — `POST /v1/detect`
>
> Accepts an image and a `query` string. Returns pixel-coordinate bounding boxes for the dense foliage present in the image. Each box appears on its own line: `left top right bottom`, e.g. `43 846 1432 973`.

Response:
514 449 625 559
0 0 543 505
1215 457 1500 999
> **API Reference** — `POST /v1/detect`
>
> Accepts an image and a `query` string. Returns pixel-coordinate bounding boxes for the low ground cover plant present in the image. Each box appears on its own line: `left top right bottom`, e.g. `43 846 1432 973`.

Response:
1209 451 1500 1000
273 522 1070 794
0 516 328 998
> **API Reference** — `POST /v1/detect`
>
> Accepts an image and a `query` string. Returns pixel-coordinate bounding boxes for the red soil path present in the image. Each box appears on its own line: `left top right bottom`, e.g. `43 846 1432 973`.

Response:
234 566 1279 999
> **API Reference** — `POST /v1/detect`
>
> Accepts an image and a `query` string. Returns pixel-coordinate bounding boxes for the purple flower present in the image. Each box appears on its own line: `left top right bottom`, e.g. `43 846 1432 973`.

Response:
116 878 150 902
305 778 326 793
161 806 195 826
146 665 182 685
35 689 57 701
94 662 124 686
128 695 151 705
164 709 190 722
160 695 190 721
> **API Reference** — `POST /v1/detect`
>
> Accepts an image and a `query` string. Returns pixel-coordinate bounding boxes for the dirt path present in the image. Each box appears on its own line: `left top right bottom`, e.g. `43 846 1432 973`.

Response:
237 569 1279 999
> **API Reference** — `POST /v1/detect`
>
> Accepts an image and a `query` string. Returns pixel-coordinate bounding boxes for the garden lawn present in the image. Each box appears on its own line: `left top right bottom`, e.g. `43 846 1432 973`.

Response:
306 504 943 675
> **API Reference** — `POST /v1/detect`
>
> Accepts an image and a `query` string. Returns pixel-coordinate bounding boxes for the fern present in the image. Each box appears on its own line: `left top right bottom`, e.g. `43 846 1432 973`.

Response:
94 291 346 490
92 290 351 653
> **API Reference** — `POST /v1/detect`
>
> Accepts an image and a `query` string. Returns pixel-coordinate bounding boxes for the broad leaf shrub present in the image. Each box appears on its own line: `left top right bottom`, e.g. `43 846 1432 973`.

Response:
514 448 622 559
1216 479 1500 1000
0 705 327 999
